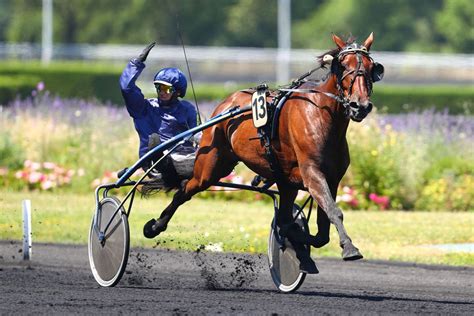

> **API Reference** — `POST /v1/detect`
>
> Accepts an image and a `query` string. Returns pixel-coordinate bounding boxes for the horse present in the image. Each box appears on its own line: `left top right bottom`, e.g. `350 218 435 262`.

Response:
143 33 384 262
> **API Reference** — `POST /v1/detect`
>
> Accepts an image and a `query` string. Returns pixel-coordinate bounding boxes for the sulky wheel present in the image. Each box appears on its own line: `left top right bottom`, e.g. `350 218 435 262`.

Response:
268 204 310 293
88 196 130 287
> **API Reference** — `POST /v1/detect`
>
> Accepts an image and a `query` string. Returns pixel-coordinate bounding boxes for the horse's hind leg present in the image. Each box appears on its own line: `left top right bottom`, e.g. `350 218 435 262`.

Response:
277 185 318 273
143 129 238 239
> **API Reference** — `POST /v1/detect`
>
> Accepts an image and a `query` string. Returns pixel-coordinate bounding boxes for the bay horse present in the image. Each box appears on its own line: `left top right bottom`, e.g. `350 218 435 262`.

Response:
144 33 384 261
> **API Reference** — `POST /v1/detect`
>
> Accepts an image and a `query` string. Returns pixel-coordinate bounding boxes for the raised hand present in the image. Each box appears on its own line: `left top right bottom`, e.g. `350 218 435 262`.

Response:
136 42 156 62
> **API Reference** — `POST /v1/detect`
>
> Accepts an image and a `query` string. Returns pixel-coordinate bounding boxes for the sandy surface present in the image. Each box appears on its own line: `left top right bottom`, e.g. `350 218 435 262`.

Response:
1 241 473 315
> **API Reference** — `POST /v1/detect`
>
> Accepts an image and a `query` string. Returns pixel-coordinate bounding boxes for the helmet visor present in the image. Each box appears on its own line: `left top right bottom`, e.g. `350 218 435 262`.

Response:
154 83 175 94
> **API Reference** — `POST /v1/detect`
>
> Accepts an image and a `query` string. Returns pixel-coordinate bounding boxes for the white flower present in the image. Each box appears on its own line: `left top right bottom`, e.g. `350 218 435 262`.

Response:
204 242 223 252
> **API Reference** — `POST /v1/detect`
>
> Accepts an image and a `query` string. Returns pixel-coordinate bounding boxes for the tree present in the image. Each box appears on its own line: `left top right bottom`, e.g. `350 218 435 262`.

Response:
292 0 447 52
6 0 42 43
436 0 474 53
0 0 11 41
222 0 278 47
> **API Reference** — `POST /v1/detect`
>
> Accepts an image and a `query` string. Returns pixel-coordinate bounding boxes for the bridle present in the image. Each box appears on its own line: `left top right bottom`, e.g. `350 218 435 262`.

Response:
278 42 384 118
334 44 374 97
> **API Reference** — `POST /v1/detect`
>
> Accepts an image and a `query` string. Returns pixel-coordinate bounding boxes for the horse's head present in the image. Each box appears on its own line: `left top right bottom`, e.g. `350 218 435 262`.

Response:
329 33 384 122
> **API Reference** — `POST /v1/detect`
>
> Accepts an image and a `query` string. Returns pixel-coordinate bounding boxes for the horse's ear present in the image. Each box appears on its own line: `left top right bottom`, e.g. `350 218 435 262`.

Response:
332 34 346 49
363 32 374 51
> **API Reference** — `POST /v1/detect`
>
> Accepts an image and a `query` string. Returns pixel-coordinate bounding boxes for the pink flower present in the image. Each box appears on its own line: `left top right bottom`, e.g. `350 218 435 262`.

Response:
369 193 390 210
91 178 101 188
66 169 75 177
337 186 359 208
42 162 56 169
24 160 32 168
28 171 43 184
30 162 41 171
37 81 45 91
0 167 8 176
40 180 55 190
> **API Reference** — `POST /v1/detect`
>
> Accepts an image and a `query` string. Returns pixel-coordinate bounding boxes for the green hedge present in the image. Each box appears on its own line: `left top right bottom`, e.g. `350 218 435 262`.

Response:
0 75 41 104
0 61 123 105
1 61 473 114
371 85 474 115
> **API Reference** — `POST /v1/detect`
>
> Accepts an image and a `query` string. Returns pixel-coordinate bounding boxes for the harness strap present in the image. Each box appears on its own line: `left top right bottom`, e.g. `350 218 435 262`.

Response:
277 88 341 102
258 127 284 184
257 89 286 184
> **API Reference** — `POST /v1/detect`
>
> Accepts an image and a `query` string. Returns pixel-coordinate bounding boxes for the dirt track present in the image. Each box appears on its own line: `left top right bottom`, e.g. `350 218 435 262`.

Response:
0 241 473 315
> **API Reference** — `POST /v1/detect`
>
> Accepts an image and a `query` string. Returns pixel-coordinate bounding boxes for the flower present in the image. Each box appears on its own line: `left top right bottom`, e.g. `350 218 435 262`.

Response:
369 193 390 210
14 160 77 191
90 170 118 188
42 162 56 169
336 186 359 208
204 242 223 252
0 167 8 176
36 81 45 92
28 171 43 184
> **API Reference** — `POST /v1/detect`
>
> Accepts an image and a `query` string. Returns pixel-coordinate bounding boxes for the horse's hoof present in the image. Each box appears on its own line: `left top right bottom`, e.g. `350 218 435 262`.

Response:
143 218 166 239
342 244 363 261
299 256 319 274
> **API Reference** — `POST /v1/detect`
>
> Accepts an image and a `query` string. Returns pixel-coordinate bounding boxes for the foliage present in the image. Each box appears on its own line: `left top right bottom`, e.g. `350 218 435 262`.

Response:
415 175 474 211
1 60 473 113
1 0 472 53
371 85 474 115
0 61 123 104
0 131 25 170
339 109 474 211
1 92 473 211
0 92 137 193
0 75 40 105
224 0 278 47
13 160 80 191
435 0 474 53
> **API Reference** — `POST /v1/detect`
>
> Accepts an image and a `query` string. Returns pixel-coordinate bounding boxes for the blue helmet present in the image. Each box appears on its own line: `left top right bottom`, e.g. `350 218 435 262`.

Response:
153 67 188 97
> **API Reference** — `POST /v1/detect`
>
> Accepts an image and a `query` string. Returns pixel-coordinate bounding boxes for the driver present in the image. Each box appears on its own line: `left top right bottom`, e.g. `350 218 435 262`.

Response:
119 42 198 189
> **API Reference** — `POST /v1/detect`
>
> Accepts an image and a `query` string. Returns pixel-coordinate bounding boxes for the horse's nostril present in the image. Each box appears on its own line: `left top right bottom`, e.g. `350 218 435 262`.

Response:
349 101 359 109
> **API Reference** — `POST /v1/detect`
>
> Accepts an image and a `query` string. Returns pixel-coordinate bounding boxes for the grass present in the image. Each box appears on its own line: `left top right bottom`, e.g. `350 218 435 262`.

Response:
1 189 473 267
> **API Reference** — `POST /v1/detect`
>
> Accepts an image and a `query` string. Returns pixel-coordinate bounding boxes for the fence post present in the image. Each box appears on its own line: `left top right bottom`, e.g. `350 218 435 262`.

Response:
22 199 32 260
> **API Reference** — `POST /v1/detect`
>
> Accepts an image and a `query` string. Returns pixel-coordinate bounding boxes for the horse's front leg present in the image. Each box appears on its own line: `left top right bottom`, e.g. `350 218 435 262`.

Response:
302 166 363 261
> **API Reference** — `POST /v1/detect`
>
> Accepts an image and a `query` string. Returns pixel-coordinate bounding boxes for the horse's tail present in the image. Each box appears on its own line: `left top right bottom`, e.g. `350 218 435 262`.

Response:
140 177 182 197
140 153 195 197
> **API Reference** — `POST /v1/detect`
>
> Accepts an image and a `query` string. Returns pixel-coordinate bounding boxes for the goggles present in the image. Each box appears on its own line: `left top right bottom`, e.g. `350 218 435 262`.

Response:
155 83 175 94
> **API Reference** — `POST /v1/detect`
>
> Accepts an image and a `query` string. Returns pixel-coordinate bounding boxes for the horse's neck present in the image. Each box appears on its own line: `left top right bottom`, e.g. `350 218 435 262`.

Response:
309 76 350 141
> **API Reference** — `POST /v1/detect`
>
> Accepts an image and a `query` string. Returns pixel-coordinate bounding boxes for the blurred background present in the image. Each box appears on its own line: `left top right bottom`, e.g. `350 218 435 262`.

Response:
0 0 473 212
0 0 473 99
